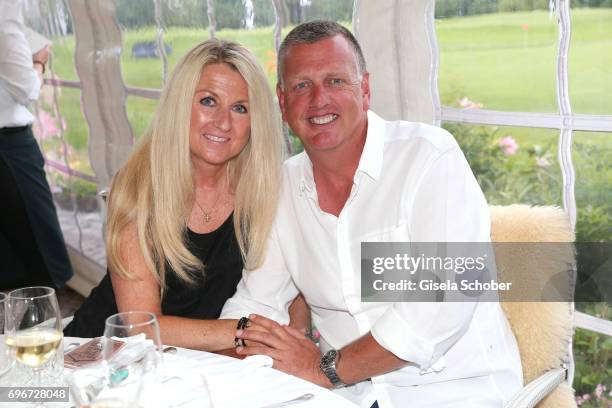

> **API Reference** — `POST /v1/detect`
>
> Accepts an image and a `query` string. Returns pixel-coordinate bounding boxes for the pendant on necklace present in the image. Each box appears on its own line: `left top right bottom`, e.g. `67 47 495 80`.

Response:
203 213 212 223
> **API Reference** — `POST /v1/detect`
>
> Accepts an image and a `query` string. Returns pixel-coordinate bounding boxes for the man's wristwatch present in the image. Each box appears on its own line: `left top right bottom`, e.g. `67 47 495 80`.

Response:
319 349 346 388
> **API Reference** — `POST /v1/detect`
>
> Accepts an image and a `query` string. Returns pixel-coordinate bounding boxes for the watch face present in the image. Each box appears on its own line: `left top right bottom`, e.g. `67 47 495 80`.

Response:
323 350 338 366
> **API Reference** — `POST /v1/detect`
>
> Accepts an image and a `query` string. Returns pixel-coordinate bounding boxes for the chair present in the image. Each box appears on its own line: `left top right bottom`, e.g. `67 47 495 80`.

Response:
490 205 577 408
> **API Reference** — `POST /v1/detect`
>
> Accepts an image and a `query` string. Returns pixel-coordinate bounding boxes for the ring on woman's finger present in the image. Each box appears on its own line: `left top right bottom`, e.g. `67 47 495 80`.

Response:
234 317 250 348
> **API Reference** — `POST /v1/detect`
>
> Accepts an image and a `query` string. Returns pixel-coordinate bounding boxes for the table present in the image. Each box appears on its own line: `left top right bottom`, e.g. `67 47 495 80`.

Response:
0 337 359 408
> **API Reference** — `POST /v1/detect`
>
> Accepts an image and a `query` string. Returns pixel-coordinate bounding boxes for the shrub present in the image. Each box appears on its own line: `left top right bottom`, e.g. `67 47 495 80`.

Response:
443 122 562 206
573 304 611 406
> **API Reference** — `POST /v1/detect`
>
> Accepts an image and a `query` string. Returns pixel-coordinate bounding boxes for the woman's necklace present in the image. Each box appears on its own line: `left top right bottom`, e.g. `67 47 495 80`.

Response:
194 189 224 223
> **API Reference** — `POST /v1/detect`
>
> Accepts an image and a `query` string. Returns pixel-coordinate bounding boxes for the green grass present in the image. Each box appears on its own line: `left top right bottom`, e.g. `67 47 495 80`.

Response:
111 26 290 89
437 9 612 114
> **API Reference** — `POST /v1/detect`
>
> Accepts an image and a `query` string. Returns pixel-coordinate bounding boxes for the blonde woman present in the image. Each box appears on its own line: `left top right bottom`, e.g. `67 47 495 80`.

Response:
65 39 294 350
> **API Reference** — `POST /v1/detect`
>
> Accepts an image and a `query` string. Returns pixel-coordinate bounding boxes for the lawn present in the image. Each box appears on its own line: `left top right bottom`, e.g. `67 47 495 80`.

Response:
437 8 612 122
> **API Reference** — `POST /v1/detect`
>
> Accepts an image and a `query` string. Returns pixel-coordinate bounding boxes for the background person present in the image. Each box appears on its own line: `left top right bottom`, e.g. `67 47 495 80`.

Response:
65 39 292 349
0 0 73 289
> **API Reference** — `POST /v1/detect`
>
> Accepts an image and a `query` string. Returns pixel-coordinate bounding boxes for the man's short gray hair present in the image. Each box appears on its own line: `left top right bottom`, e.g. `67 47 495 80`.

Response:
277 20 367 88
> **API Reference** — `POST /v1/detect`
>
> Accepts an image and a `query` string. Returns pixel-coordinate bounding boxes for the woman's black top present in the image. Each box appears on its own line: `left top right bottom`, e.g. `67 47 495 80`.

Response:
64 214 243 338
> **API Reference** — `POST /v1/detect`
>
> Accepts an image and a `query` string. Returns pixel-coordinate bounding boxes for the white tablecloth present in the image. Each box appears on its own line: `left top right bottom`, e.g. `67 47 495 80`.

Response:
0 337 359 408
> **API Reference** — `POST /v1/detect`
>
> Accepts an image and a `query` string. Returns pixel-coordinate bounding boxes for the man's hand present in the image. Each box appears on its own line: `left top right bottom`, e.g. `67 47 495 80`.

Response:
32 44 51 65
235 314 329 388
32 44 51 83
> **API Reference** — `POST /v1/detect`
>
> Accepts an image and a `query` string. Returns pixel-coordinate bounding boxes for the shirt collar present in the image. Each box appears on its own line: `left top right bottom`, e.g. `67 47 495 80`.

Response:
357 110 385 182
300 110 385 192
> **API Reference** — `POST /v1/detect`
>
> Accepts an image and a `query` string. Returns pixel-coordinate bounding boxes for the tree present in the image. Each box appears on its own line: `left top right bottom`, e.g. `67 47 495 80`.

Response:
253 0 276 27
115 0 155 29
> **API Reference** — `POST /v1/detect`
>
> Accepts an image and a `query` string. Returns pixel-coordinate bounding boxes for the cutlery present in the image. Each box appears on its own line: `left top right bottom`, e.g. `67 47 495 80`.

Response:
259 393 315 408
64 342 82 354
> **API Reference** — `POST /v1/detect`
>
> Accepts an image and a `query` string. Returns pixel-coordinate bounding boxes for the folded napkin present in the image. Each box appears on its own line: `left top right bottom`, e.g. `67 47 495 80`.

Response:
107 333 158 369
202 355 317 408
133 353 275 408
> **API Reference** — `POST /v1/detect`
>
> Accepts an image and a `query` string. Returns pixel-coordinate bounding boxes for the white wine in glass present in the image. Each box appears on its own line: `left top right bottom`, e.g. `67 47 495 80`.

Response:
5 328 63 367
5 286 63 408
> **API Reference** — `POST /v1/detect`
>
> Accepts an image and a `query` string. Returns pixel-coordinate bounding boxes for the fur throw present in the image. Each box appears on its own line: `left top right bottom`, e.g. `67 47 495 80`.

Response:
490 205 577 408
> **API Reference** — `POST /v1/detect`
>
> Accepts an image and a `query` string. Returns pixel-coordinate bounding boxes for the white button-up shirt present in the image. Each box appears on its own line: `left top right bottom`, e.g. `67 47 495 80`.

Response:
0 0 40 128
222 111 523 407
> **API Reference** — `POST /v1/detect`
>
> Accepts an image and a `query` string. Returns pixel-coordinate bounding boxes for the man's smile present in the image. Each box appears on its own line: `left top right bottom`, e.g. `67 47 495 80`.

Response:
309 114 338 125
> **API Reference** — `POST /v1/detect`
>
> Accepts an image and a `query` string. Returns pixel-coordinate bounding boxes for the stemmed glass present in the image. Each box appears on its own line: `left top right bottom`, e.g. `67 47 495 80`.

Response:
4 286 63 407
92 311 162 407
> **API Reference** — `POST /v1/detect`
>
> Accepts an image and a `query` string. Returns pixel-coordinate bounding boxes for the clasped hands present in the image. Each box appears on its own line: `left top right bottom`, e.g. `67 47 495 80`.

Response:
235 314 330 388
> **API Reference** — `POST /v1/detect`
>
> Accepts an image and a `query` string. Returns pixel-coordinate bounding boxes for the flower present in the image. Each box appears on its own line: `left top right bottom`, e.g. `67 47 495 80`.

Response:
595 384 605 399
499 136 519 155
265 50 277 76
458 97 483 110
32 109 66 140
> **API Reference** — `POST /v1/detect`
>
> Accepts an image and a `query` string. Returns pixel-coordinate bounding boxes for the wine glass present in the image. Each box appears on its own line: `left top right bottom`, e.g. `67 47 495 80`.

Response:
93 311 162 407
4 286 63 407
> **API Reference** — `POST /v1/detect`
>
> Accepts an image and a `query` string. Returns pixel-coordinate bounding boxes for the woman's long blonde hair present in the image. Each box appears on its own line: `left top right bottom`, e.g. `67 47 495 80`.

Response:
106 39 284 291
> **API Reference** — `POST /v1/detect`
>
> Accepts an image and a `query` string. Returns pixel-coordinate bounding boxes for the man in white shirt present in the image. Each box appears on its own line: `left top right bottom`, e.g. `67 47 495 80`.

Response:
221 21 522 407
0 0 73 288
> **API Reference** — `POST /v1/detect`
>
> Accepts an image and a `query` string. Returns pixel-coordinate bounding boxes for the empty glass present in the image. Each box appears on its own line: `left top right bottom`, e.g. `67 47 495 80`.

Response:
92 311 162 407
